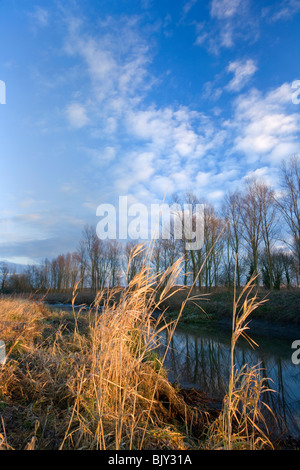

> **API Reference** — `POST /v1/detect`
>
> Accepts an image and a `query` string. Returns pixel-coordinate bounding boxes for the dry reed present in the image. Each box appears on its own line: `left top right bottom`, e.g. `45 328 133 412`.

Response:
206 274 275 450
0 248 275 450
0 249 205 450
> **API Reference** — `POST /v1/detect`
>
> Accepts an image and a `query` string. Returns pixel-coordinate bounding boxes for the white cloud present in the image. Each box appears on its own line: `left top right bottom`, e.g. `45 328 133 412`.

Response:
60 15 235 207
150 175 176 197
231 83 300 163
4 256 38 266
126 107 173 145
133 152 155 181
62 18 225 203
170 171 193 190
174 125 198 157
58 12 298 211
269 141 300 161
126 105 217 161
111 151 156 195
219 24 234 47
207 189 225 201
195 0 258 54
64 16 152 111
181 0 198 20
226 59 257 92
263 0 300 22
196 171 212 187
65 103 89 128
210 0 242 19
242 166 277 187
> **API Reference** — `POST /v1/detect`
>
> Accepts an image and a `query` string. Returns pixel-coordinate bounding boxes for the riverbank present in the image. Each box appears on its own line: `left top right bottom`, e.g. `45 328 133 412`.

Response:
36 286 300 337
160 286 300 340
25 285 300 317
160 286 300 323
0 286 285 450
0 297 207 450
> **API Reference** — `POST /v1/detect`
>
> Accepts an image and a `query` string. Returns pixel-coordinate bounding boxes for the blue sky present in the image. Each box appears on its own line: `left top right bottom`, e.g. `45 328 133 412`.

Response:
0 0 300 264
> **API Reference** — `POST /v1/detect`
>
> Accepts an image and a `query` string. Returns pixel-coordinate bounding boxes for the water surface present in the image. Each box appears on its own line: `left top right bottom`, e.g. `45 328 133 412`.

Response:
158 321 300 440
48 303 300 440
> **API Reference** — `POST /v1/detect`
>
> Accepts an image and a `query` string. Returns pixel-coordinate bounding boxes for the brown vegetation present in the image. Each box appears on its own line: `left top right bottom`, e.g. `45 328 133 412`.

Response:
0 251 277 450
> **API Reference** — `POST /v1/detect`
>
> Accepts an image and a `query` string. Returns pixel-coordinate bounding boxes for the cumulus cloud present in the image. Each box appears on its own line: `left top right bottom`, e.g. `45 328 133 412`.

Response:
242 166 278 187
231 83 300 163
125 105 218 159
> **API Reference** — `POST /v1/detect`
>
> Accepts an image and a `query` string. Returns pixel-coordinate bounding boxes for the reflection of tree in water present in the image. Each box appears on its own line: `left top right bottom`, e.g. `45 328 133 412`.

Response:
255 356 300 438
159 329 231 397
158 328 300 439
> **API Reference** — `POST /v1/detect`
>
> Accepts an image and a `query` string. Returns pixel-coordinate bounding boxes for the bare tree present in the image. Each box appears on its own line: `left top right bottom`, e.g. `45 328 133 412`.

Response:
239 179 264 282
223 191 243 288
123 241 145 285
220 222 236 288
0 262 9 292
76 240 88 289
69 252 81 290
277 155 300 283
171 192 205 288
106 240 122 288
151 239 163 277
203 204 224 290
258 182 279 288
81 224 101 291
51 258 59 290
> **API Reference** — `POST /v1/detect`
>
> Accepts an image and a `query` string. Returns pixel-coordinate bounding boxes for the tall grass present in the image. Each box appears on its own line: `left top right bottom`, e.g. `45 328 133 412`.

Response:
206 274 275 450
0 249 275 450
0 252 205 450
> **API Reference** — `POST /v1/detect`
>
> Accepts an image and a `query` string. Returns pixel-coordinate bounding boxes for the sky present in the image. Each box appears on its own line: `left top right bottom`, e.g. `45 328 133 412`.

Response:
0 0 300 265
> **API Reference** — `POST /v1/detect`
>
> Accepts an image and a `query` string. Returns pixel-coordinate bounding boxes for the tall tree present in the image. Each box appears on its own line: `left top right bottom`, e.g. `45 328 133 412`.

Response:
0 262 9 292
223 191 243 288
277 155 300 282
239 179 264 282
258 182 279 289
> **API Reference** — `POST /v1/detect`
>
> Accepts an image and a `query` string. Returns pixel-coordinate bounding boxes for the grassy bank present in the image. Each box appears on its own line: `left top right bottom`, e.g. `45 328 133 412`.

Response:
0 262 280 450
160 287 300 326
33 285 300 326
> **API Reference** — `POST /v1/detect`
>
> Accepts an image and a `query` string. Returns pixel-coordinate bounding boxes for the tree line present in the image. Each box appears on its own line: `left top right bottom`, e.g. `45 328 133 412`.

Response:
1 155 300 293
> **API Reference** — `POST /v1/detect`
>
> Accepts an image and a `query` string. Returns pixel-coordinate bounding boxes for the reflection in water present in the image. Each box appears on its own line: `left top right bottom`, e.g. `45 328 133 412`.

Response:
49 304 300 439
158 325 300 439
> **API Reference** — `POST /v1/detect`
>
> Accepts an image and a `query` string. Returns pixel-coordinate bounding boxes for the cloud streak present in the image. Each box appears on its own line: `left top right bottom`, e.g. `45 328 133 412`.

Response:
195 0 259 54
226 59 257 92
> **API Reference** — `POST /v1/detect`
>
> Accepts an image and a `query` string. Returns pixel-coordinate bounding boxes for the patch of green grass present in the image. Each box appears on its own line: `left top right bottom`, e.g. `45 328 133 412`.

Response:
162 287 300 325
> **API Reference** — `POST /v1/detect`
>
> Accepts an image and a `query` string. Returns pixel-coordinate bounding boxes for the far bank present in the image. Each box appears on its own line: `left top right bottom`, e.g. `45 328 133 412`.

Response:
25 285 300 336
